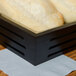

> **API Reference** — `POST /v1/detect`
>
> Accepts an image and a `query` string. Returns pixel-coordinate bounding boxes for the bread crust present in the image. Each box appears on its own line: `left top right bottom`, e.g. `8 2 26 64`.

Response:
0 0 64 34
50 0 76 23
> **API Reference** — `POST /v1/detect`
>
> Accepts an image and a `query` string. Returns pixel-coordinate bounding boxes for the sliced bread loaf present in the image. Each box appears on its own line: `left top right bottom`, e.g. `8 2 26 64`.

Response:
50 0 76 23
0 0 64 34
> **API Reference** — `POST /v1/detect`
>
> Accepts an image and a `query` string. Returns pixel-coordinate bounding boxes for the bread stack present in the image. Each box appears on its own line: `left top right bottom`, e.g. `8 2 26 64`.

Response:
0 0 76 33
0 0 64 33
50 0 76 23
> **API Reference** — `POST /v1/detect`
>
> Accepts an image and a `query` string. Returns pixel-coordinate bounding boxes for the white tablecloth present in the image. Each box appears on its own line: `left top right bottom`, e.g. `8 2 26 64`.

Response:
0 49 76 76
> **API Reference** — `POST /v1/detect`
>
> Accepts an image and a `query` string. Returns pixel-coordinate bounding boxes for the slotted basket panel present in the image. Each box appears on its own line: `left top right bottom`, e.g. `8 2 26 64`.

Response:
0 17 76 65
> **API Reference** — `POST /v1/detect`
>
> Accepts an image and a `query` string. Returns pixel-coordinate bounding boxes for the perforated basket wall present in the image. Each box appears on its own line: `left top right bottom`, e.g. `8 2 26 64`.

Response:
0 17 76 65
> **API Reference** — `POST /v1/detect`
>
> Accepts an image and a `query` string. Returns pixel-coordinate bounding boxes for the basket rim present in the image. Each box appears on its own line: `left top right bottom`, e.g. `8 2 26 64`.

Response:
0 15 76 37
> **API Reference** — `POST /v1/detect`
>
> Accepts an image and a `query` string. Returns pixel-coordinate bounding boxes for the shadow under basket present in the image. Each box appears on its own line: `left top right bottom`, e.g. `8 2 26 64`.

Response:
0 17 76 66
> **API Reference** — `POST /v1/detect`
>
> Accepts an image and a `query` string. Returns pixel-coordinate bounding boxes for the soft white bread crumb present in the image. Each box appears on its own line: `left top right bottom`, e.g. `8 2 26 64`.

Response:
50 0 76 23
0 0 64 34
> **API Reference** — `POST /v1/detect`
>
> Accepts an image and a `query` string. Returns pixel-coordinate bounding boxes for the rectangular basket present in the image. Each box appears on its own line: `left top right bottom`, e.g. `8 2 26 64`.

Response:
0 16 76 65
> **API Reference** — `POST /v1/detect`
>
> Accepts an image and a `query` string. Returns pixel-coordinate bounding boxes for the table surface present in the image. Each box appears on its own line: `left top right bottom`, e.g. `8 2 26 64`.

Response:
0 45 76 76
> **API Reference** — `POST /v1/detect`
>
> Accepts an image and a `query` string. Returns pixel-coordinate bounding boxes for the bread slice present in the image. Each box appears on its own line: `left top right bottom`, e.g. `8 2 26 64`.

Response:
0 0 64 34
50 0 76 23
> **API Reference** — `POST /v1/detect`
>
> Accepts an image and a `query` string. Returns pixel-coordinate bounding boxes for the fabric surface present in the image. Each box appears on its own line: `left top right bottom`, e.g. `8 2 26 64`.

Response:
0 49 76 76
